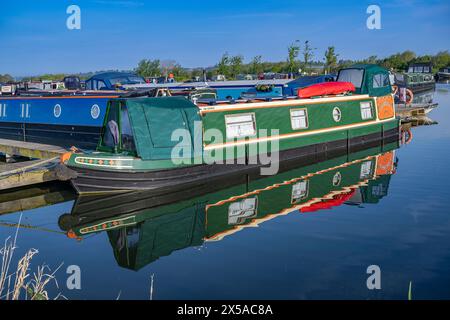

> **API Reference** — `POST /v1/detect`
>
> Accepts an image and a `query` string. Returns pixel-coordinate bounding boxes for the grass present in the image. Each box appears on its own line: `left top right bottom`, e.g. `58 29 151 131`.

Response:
0 213 64 300
408 281 413 301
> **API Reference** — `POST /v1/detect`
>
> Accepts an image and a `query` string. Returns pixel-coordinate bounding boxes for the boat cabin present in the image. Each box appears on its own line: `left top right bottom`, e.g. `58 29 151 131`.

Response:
336 64 392 97
407 62 433 74
85 72 146 90
93 64 396 161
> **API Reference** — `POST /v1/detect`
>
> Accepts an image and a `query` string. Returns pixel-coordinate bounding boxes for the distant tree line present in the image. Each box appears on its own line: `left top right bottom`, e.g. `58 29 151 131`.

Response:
134 45 450 81
0 74 14 83
3 42 449 82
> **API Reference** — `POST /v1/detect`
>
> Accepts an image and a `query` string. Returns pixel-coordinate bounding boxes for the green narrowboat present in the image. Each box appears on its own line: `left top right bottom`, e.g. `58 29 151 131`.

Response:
59 144 398 270
62 64 400 194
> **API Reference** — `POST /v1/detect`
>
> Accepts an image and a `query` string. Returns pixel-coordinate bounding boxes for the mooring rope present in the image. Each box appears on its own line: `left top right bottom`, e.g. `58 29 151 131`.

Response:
0 157 59 178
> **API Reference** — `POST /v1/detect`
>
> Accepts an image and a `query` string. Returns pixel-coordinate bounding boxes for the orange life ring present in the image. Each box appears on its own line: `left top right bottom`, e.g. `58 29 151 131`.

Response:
392 85 398 95
401 128 413 145
406 89 414 104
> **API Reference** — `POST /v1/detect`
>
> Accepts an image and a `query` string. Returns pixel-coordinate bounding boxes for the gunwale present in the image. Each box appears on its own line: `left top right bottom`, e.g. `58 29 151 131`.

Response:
198 94 371 114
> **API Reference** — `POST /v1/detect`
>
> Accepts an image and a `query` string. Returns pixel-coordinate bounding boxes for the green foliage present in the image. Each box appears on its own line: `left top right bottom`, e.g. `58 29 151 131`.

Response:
287 41 300 74
380 51 416 71
302 40 316 72
250 55 263 75
0 74 14 83
169 63 190 81
229 55 244 78
135 59 161 78
10 46 450 83
216 53 230 77
324 46 339 74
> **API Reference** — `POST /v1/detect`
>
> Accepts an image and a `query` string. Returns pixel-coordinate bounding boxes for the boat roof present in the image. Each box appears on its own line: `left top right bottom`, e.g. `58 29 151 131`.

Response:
123 79 291 90
87 71 143 81
408 62 433 67
346 63 389 73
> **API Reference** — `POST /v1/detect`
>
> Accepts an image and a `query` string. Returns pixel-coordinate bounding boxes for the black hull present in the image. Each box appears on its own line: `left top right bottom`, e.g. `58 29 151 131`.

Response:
68 128 400 195
437 74 450 83
407 82 436 94
0 122 101 150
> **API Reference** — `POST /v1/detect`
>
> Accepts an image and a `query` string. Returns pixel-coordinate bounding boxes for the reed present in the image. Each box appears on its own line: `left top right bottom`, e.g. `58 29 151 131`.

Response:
0 213 64 300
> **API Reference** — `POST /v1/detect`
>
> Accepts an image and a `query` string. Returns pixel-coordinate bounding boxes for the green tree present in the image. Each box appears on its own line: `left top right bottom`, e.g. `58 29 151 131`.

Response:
432 51 450 72
250 55 263 75
169 63 190 81
135 59 161 78
216 53 230 78
364 55 378 64
381 51 415 71
287 40 300 75
324 46 339 74
0 74 14 82
302 40 316 73
230 55 244 79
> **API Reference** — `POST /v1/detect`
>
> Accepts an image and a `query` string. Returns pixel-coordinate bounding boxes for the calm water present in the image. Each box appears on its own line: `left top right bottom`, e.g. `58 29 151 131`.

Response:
1 85 450 300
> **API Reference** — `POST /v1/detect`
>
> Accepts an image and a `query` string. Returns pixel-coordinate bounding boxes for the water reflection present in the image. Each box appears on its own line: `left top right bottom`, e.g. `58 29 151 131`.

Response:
55 141 399 271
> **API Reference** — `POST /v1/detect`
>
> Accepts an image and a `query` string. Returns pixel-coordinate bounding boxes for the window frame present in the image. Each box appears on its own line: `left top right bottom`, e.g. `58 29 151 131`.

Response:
224 113 257 139
291 180 309 204
290 108 309 130
360 101 373 120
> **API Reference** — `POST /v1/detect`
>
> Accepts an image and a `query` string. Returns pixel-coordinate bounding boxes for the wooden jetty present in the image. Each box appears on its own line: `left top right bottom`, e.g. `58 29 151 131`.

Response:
0 158 60 190
0 139 74 191
395 102 438 122
0 138 68 160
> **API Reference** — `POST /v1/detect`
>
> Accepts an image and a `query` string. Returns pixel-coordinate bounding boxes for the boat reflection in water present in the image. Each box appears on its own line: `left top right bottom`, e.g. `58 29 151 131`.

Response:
57 138 399 271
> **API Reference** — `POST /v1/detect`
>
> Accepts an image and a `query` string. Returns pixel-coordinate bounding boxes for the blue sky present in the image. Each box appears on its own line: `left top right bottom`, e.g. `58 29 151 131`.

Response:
0 0 449 76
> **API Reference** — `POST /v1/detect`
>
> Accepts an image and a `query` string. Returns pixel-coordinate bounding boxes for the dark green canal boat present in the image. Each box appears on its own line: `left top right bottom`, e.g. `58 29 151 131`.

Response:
59 142 398 270
62 64 400 194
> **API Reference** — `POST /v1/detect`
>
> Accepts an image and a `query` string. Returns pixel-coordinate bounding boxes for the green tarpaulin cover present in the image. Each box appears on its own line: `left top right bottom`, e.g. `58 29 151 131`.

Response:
125 97 201 160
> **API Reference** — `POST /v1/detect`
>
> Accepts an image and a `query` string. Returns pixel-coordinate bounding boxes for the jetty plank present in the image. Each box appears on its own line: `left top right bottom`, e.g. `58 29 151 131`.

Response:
0 159 63 190
0 139 68 159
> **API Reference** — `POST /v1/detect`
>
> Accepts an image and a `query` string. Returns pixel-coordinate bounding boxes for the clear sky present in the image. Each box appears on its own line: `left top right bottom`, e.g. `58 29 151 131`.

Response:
0 0 449 76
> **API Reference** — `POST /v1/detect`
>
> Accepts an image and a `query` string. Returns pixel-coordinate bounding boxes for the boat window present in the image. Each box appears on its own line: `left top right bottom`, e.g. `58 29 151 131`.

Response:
360 102 373 120
408 67 414 73
102 103 120 149
423 66 430 73
120 106 136 152
360 161 372 179
109 77 128 86
291 180 309 203
127 76 145 83
97 80 107 90
86 80 93 90
337 69 363 88
372 73 390 88
290 109 308 130
225 113 256 139
228 198 258 225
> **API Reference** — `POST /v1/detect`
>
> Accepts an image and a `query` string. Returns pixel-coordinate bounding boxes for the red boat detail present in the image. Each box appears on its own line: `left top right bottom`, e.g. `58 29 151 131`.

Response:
300 189 356 213
297 81 356 98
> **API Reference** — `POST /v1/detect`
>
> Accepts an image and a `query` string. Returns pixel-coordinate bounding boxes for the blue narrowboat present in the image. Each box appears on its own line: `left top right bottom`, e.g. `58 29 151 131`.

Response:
0 93 118 149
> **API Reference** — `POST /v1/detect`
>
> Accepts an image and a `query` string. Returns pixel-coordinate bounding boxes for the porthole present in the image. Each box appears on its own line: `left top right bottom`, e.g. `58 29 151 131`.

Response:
332 172 342 186
91 104 100 119
332 107 342 122
54 104 62 118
